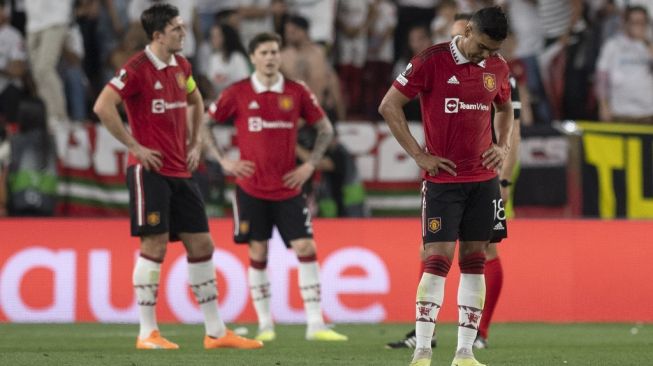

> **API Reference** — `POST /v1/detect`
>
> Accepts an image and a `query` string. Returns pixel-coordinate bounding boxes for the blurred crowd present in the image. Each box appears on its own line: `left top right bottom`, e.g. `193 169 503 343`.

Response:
0 0 652 217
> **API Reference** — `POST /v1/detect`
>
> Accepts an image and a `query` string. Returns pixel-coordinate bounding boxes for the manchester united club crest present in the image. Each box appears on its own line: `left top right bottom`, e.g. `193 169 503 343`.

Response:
239 221 250 234
147 212 160 226
483 73 496 92
428 217 441 234
278 95 293 111
176 72 187 90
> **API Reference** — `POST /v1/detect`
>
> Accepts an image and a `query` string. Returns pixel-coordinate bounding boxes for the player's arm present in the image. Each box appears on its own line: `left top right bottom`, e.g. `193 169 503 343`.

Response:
483 99 513 171
282 117 334 189
186 85 203 171
296 144 335 171
379 86 456 176
93 86 162 171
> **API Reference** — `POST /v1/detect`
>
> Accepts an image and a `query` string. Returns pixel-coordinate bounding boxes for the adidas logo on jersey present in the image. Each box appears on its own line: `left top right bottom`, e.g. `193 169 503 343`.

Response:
248 101 260 110
447 75 460 85
154 80 163 90
494 222 505 230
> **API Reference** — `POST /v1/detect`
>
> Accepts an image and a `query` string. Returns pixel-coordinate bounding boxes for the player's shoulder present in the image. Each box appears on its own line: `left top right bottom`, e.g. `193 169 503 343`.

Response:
173 53 192 72
414 42 451 64
123 50 149 72
284 77 313 94
487 53 509 69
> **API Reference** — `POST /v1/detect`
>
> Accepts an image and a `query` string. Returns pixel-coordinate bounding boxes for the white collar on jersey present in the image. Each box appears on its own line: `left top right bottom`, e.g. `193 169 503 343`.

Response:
145 45 179 70
251 72 285 94
449 36 486 68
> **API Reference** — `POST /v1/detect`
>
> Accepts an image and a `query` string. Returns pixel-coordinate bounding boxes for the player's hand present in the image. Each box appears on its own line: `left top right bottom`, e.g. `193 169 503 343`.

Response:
282 162 315 189
220 159 255 179
482 144 509 171
414 152 457 177
132 144 163 172
186 143 202 172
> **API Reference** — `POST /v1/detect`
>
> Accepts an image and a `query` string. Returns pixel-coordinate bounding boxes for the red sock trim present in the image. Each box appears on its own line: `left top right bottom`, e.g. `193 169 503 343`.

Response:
298 254 317 263
187 254 214 263
139 253 163 264
250 259 268 269
459 252 486 274
423 255 452 277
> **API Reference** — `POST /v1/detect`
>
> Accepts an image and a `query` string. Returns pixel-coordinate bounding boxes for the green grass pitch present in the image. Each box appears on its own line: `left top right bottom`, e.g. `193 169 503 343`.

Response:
0 323 650 365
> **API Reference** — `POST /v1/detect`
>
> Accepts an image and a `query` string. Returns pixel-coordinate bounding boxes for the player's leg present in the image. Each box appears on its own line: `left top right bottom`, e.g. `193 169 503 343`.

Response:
174 180 262 349
127 165 178 349
232 186 275 340
410 181 463 366
450 178 500 366
476 243 502 349
248 240 275 341
275 194 347 341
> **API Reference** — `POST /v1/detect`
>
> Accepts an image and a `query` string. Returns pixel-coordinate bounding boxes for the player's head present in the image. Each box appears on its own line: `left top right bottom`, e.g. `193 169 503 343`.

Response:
624 5 649 40
460 6 508 63
284 15 310 46
450 13 472 38
249 32 283 77
141 3 185 53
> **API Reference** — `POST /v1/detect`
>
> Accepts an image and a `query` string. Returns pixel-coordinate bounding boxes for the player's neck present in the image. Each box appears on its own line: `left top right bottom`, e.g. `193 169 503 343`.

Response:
455 37 471 61
254 71 280 88
149 42 174 65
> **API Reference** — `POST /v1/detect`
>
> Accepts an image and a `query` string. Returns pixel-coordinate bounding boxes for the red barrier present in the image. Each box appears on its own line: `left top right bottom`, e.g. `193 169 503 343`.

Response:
0 219 651 323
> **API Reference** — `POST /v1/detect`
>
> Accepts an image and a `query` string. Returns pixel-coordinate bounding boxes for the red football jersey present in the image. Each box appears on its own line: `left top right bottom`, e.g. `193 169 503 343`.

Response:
208 74 325 200
108 46 195 178
393 38 512 183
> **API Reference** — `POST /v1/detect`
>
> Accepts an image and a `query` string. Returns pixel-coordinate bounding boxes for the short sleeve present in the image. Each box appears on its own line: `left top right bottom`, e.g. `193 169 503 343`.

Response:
392 55 429 99
208 87 237 123
596 39 615 73
299 83 326 125
10 34 26 62
108 66 140 99
493 71 511 106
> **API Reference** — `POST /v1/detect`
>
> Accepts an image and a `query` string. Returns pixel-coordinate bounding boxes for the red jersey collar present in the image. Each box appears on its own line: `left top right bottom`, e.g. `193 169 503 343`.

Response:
145 45 179 70
449 36 486 68
251 72 285 94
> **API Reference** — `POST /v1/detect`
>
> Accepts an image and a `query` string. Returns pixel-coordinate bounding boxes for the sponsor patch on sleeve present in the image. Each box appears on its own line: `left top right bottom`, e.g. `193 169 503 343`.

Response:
396 73 408 86
110 68 127 90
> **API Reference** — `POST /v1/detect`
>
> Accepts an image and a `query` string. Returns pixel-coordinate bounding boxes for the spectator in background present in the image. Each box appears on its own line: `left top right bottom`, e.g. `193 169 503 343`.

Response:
0 0 27 124
237 0 274 48
60 23 88 123
3 98 58 217
394 0 437 62
25 0 73 130
596 5 653 124
271 0 289 40
0 122 7 216
336 0 371 117
282 15 345 123
199 24 250 97
363 0 397 120
431 0 458 44
286 0 336 46
108 23 148 72
392 24 432 122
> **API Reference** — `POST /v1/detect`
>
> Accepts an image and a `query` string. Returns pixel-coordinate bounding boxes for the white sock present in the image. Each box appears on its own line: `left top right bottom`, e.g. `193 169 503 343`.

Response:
188 259 226 338
298 258 325 332
248 266 273 331
457 274 485 355
415 273 445 349
133 256 161 340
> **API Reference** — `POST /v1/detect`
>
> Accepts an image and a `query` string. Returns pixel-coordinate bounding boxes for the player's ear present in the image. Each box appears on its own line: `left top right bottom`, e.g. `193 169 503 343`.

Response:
464 23 473 38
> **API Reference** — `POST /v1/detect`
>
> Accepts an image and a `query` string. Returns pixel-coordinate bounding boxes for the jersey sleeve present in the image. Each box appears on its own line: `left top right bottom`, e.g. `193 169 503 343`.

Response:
392 55 429 99
108 66 140 99
179 55 197 95
208 88 237 123
299 83 326 125
493 71 512 106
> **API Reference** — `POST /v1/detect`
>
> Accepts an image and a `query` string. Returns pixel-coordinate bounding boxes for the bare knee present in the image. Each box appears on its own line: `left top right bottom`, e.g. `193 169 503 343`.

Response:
140 233 169 261
249 240 269 262
181 232 215 260
291 238 316 258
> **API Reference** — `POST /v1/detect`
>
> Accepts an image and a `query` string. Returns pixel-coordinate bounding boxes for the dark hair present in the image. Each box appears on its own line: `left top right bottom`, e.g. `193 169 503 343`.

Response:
454 13 472 22
215 24 247 61
248 32 282 55
141 3 179 41
286 15 310 32
470 6 508 41
625 5 649 22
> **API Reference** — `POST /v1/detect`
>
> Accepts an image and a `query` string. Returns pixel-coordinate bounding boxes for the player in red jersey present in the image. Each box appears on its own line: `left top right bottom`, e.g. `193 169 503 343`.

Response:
205 32 348 343
379 7 513 366
93 3 262 351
